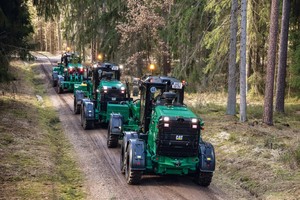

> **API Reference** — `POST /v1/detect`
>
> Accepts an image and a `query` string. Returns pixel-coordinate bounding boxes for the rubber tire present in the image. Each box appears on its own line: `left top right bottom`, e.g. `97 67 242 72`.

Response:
74 98 80 114
81 106 93 130
80 105 84 126
120 143 125 174
52 79 57 87
125 143 142 185
107 125 118 148
57 85 63 94
195 172 213 187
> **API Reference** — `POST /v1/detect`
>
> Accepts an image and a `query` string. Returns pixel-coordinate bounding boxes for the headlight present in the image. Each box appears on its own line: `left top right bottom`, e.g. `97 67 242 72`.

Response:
121 86 125 93
192 118 198 123
103 86 108 93
172 82 183 89
163 117 170 122
112 66 119 70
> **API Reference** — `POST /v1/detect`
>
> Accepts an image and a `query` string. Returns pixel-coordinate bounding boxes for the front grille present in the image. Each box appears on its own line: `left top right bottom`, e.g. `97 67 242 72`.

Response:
105 89 125 101
101 89 126 102
107 89 123 98
156 119 199 157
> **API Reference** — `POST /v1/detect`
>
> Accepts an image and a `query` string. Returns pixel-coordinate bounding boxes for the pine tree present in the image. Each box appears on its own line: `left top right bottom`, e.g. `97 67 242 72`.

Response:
226 0 238 115
275 0 291 113
263 0 280 125
240 0 247 122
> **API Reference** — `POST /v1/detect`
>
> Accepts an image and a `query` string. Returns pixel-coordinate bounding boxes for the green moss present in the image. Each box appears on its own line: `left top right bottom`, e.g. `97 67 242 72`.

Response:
228 133 238 142
0 62 85 199
35 102 85 200
295 145 300 165
0 132 14 146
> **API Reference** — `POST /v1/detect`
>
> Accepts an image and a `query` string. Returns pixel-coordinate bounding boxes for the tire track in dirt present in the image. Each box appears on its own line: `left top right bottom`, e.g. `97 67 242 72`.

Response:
41 62 150 199
40 60 227 200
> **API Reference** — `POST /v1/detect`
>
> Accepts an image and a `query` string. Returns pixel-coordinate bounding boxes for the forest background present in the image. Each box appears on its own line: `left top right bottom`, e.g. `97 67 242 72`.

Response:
1 0 299 97
1 1 300 199
2 0 300 125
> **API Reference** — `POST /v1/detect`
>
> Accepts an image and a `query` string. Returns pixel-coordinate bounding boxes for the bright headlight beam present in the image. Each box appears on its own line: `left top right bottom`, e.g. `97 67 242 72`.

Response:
192 118 198 123
163 117 170 122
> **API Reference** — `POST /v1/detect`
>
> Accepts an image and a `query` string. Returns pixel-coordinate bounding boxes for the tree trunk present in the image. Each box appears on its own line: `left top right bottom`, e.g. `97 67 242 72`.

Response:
263 0 280 125
275 0 291 113
39 19 44 51
240 0 247 122
91 38 96 62
137 53 143 77
162 45 171 75
50 22 53 54
57 15 62 51
226 0 238 116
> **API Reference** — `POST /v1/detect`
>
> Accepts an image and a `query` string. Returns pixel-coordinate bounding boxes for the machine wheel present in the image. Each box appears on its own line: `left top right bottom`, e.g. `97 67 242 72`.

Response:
81 106 93 130
195 171 213 187
82 117 93 130
52 79 57 87
80 105 84 126
57 85 63 94
120 143 125 174
74 98 80 114
107 125 118 148
125 143 142 185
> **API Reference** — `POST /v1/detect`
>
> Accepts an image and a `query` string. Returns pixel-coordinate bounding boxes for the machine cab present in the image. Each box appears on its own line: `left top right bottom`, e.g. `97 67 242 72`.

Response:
93 63 121 84
139 76 185 133
92 63 126 103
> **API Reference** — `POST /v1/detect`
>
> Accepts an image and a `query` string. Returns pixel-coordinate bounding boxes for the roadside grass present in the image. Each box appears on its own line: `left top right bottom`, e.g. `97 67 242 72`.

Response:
0 61 85 199
187 93 300 199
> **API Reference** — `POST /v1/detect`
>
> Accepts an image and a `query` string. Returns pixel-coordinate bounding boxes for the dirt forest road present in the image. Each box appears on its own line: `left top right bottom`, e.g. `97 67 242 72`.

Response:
37 56 227 200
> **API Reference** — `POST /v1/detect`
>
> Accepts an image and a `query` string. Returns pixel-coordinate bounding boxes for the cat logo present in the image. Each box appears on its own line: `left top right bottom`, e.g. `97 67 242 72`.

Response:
176 135 183 140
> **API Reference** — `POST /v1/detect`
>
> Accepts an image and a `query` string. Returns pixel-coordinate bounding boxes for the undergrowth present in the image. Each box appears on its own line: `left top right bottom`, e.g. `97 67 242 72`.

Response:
187 93 300 199
0 61 85 199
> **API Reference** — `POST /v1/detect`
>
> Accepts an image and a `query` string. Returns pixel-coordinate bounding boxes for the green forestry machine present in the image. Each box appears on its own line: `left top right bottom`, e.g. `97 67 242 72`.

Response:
109 76 215 186
52 52 87 93
74 62 139 137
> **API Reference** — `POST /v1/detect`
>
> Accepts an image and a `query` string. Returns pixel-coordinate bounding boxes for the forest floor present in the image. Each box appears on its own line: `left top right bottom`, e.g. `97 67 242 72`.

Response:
186 93 300 199
0 56 300 199
0 60 85 199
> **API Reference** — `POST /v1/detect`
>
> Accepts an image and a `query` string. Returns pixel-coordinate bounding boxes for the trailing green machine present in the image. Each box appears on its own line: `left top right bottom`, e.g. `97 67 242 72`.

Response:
74 62 139 141
108 76 215 186
52 52 87 93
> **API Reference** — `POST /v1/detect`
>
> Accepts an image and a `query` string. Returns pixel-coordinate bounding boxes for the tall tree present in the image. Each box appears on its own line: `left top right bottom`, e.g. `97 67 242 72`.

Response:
0 0 33 82
240 0 247 122
226 0 238 116
275 0 291 113
289 0 300 92
263 0 280 125
117 0 173 76
247 0 270 96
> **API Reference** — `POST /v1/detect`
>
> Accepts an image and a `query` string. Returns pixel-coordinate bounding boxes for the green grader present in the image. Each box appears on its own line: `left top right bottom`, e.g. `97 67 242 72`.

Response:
73 62 139 139
108 76 215 186
52 52 88 93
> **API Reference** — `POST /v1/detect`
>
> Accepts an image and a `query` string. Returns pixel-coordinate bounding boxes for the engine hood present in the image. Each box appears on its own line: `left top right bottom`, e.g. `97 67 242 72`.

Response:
100 80 125 89
68 63 83 68
154 105 198 119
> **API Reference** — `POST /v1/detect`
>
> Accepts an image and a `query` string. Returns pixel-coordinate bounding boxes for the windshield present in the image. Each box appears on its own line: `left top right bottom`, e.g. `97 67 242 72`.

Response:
98 69 118 81
152 88 182 105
